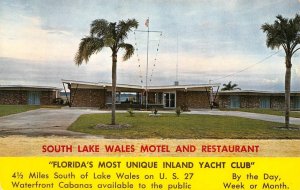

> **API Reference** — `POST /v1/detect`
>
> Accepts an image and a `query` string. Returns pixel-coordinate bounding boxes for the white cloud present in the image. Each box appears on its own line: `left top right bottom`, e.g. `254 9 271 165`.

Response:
0 0 299 90
262 78 280 85
0 15 78 62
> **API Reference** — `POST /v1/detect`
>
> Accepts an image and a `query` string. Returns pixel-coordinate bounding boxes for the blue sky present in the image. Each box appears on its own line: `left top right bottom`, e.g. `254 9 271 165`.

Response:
0 0 300 90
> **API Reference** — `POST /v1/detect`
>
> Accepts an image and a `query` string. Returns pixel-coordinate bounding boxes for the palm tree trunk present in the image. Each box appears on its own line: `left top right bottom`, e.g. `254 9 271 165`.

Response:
285 55 292 128
111 52 117 125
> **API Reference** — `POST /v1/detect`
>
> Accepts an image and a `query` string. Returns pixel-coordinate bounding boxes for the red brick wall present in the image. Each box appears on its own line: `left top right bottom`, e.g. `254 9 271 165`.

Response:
219 95 261 109
70 88 106 108
271 96 285 110
176 91 210 109
241 96 260 108
0 90 27 105
40 91 57 105
218 95 229 108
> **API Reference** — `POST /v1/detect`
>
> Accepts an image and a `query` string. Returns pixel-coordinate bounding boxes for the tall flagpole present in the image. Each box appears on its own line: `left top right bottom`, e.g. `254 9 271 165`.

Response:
145 18 149 110
135 18 162 110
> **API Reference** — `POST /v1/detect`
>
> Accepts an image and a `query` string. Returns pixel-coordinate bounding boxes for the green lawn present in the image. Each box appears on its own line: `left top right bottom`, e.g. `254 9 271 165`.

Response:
221 108 300 118
0 105 62 117
0 105 41 117
69 113 300 139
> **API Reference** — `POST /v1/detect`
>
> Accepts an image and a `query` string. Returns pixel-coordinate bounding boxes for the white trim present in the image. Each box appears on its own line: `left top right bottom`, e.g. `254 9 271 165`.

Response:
147 84 219 90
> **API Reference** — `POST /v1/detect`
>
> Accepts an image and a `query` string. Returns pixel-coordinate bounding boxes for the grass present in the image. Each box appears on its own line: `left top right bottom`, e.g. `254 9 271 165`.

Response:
0 104 61 117
221 108 300 118
69 113 300 139
0 105 41 117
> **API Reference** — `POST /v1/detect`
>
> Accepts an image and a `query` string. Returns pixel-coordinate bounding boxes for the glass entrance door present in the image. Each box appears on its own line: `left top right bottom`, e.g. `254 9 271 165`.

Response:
164 92 176 108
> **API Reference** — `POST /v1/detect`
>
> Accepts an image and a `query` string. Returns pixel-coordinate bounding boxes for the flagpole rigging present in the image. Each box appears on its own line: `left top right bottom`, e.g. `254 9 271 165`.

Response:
135 18 162 110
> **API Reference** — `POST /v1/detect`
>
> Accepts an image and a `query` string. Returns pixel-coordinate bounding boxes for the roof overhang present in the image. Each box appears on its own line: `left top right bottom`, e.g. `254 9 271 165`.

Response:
218 90 300 96
0 85 60 91
62 79 220 92
62 79 142 92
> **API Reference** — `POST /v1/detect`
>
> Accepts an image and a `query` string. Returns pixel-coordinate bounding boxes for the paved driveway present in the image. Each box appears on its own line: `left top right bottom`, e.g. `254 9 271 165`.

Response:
188 109 300 125
0 108 109 137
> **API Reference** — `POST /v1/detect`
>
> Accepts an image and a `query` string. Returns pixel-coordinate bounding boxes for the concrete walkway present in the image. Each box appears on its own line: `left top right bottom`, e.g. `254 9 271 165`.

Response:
188 109 300 125
0 108 299 137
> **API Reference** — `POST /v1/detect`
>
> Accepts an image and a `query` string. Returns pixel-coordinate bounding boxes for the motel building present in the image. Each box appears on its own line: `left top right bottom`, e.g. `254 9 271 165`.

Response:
61 79 220 110
0 85 59 105
218 90 300 110
1 82 300 111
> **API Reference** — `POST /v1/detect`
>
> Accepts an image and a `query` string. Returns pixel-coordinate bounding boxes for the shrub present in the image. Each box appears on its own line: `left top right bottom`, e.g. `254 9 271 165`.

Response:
176 107 181 117
154 108 158 115
127 108 135 117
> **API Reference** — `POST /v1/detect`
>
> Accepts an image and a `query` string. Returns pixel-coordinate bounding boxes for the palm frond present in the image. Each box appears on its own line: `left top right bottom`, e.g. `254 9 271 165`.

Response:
103 37 115 47
75 18 138 65
116 19 138 42
231 84 238 88
262 14 300 52
119 43 134 61
74 37 104 65
261 23 283 49
90 19 109 38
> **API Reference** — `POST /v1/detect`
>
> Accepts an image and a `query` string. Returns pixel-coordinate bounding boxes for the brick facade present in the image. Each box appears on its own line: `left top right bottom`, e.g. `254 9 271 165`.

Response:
218 95 229 108
0 89 57 105
69 88 211 109
70 88 106 108
218 94 299 110
219 95 263 109
40 91 57 105
0 90 27 105
147 91 210 109
176 91 210 109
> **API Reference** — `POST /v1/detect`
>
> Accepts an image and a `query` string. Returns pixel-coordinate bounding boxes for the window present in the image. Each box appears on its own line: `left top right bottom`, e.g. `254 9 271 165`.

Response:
28 91 40 105
230 96 240 108
164 92 176 108
106 92 139 104
260 97 270 109
293 96 300 110
155 92 163 104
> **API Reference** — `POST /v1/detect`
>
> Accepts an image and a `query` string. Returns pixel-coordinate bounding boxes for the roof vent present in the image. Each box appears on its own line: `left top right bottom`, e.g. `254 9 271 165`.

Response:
174 81 179 86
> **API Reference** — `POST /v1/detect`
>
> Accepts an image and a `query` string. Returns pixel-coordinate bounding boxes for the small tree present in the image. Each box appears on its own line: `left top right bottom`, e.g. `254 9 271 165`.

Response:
75 19 138 125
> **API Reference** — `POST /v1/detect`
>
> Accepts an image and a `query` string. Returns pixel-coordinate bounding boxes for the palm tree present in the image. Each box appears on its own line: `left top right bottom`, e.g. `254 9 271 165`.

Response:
75 19 138 125
261 14 300 128
221 81 241 91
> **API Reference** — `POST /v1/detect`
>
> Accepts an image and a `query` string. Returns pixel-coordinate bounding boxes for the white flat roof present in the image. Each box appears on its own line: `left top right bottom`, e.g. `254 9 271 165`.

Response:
219 90 300 94
0 85 60 90
62 79 142 90
61 79 220 90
